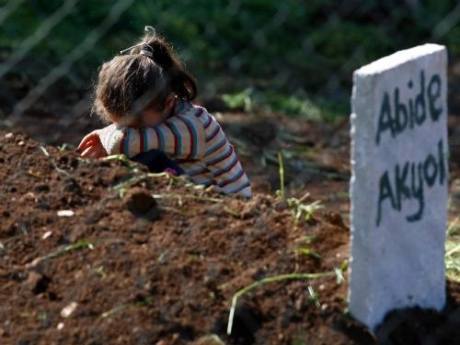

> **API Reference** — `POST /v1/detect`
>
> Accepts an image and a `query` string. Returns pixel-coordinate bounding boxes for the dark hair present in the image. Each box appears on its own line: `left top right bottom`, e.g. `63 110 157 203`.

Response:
93 29 197 123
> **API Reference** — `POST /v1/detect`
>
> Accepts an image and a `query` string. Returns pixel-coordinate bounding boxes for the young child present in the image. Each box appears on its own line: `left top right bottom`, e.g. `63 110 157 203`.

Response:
77 27 251 198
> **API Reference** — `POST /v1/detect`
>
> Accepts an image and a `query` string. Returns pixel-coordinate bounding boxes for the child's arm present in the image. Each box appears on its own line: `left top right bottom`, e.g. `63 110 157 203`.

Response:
98 117 206 160
205 143 252 198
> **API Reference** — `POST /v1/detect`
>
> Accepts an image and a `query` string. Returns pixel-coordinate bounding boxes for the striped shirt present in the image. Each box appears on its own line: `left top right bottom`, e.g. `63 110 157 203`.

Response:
98 100 252 198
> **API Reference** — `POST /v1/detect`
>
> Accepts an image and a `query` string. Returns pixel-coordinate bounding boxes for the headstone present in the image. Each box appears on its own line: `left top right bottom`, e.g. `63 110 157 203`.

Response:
348 44 448 330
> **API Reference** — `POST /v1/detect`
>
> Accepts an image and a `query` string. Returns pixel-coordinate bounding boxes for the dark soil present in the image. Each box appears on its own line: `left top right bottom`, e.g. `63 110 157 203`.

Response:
2 59 460 345
1 131 460 345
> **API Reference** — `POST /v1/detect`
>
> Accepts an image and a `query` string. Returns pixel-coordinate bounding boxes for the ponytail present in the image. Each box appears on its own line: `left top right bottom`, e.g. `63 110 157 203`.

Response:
130 27 197 101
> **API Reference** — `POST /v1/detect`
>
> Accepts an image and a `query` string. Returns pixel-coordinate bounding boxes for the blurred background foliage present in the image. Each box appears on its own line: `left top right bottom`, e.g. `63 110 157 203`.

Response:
0 0 459 120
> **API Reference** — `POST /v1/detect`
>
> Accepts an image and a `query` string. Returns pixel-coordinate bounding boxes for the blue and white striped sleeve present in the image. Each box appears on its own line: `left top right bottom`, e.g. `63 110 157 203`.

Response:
103 117 206 160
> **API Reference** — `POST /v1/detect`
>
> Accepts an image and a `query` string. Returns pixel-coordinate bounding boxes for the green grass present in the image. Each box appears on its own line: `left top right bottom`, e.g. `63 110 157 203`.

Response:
222 89 346 121
1 0 458 119
26 240 94 269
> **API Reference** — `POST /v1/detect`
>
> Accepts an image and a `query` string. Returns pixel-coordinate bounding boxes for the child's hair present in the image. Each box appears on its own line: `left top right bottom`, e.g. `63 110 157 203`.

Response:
93 27 197 123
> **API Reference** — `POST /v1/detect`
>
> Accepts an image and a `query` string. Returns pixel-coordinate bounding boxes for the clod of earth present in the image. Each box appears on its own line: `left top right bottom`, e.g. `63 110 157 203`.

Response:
123 187 159 218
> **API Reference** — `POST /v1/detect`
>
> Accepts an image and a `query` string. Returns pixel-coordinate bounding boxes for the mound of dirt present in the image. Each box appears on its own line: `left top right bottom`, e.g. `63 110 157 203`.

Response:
1 131 460 345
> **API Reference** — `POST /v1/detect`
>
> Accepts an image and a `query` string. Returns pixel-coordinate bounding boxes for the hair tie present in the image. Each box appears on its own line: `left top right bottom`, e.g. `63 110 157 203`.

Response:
119 25 156 55
144 25 156 35
119 43 142 55
139 44 153 58
119 43 154 58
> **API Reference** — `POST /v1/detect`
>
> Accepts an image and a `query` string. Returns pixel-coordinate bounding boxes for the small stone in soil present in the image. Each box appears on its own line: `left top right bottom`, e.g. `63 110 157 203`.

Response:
57 210 75 217
42 231 52 240
60 302 78 318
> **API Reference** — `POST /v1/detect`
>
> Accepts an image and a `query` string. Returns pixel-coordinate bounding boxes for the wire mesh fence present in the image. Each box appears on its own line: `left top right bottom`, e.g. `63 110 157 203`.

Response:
0 0 459 144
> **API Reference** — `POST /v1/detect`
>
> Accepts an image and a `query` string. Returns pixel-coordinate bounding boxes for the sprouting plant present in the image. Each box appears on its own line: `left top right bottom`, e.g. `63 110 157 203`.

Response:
93 265 107 278
276 151 286 200
446 218 460 282
26 240 94 269
100 295 154 319
226 268 345 335
307 285 320 308
445 242 460 282
101 154 144 173
295 246 321 260
38 145 72 177
447 217 460 237
274 150 322 223
294 236 321 260
58 143 72 151
287 197 323 224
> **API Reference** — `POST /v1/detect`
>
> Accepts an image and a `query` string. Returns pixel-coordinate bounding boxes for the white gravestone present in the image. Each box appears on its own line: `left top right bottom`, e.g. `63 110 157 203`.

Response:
349 44 448 330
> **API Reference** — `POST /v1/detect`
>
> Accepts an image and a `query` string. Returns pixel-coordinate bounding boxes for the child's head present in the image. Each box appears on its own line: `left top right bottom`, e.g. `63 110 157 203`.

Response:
93 27 197 127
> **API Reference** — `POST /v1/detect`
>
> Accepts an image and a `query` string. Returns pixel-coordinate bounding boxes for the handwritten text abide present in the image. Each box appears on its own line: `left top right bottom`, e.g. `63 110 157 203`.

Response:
375 70 446 226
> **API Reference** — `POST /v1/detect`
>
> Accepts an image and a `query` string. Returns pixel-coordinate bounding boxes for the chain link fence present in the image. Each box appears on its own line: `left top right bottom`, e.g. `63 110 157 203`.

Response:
0 0 459 144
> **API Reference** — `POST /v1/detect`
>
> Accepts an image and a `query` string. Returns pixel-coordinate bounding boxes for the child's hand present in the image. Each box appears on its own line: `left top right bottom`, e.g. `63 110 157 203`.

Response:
77 131 108 158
